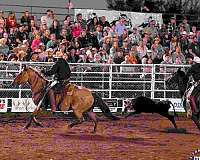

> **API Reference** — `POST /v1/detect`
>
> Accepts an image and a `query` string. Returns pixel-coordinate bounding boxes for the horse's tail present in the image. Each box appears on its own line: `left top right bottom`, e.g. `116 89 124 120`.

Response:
92 92 120 120
169 101 178 117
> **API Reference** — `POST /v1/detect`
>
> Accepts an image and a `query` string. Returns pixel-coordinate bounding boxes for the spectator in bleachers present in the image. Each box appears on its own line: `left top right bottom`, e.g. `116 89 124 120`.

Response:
191 25 197 37
64 15 73 26
182 17 190 33
0 11 5 22
71 22 82 38
46 33 58 49
143 20 158 40
76 13 87 30
179 31 189 54
31 33 42 52
0 38 10 57
15 24 28 44
20 11 32 26
189 36 200 57
41 29 50 45
0 7 198 77
151 37 164 63
171 46 186 64
129 27 141 45
59 28 72 41
110 41 119 57
88 16 100 32
94 25 103 44
170 35 179 53
99 16 110 29
41 9 54 29
137 40 148 59
128 45 139 64
115 17 126 37
29 19 38 32
120 55 134 74
50 19 60 39
6 11 17 31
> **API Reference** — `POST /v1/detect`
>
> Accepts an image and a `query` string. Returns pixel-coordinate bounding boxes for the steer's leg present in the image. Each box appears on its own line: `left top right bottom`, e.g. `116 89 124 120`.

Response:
159 112 177 129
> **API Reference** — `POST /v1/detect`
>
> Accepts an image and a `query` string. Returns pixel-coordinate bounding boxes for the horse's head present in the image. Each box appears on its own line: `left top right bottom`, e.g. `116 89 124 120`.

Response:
166 68 186 89
12 65 30 85
166 68 189 97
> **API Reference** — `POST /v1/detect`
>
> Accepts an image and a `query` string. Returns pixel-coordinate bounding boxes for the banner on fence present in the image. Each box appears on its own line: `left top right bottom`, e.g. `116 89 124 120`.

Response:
11 98 37 112
0 99 8 112
161 98 185 112
74 9 163 29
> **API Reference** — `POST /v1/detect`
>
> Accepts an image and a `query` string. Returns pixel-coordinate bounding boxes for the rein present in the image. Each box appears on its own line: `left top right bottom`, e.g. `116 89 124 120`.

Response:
27 68 48 108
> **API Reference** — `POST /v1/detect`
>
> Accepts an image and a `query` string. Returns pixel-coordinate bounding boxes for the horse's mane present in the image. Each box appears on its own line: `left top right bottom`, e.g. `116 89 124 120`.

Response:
28 66 48 81
178 69 189 84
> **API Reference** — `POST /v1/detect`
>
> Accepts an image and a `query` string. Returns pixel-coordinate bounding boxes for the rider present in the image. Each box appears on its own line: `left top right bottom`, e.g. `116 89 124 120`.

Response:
41 50 71 113
186 55 200 115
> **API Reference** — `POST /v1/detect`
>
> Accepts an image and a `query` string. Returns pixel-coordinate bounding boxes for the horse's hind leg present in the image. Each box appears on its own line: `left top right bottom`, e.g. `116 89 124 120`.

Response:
87 111 98 133
191 114 200 131
68 110 84 129
159 112 177 129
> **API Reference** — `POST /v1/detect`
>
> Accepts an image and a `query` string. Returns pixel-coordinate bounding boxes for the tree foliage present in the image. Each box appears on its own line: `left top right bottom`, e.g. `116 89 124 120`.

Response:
106 0 200 14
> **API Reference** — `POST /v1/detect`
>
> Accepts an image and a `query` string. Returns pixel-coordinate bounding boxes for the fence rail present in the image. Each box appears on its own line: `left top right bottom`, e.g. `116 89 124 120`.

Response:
0 61 189 113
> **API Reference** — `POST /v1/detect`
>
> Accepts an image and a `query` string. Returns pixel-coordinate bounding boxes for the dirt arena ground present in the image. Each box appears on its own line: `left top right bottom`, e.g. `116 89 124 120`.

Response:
0 114 199 160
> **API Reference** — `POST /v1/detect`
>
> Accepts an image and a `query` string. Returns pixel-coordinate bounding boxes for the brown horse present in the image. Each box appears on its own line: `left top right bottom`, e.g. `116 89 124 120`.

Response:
12 65 119 133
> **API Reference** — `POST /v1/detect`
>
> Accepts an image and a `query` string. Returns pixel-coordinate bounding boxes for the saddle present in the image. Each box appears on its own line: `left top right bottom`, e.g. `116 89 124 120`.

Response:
53 82 76 110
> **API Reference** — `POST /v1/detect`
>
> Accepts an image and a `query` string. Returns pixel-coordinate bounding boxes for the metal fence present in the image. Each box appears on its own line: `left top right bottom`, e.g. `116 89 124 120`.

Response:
0 61 189 98
0 61 189 112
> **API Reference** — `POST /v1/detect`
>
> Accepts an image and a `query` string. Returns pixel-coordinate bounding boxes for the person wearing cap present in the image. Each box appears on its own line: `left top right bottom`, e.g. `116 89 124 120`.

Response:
129 27 141 45
185 55 200 115
41 51 71 113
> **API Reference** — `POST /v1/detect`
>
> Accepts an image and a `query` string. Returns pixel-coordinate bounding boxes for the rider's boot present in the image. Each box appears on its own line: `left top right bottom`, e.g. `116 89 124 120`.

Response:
48 89 56 114
190 95 198 115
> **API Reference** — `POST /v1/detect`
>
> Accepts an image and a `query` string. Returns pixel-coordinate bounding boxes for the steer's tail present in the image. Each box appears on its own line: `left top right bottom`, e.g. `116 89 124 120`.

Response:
92 92 120 120
169 101 178 117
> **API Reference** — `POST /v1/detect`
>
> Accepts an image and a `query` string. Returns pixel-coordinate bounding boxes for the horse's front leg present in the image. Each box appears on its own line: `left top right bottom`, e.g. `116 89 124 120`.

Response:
24 114 33 129
32 106 43 127
24 106 43 129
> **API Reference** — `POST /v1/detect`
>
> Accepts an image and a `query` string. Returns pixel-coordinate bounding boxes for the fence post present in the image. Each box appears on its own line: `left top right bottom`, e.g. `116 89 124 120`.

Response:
109 64 112 99
19 62 22 99
151 64 156 99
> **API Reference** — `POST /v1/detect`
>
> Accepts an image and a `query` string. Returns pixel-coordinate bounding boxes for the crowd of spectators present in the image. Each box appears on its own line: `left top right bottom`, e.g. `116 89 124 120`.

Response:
0 9 199 70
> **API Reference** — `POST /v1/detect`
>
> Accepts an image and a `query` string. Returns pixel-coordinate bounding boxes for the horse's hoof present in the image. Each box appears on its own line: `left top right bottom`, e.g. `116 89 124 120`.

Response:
36 123 44 128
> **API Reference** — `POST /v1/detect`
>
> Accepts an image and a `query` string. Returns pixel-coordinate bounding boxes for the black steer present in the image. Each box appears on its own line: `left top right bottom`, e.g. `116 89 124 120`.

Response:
123 96 177 129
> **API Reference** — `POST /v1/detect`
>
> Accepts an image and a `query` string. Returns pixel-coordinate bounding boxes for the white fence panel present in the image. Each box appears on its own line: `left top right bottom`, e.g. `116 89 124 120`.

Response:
0 62 190 113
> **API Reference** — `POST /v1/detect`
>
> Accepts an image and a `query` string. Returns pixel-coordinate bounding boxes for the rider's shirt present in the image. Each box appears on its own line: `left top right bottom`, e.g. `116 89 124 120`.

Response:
42 57 71 81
